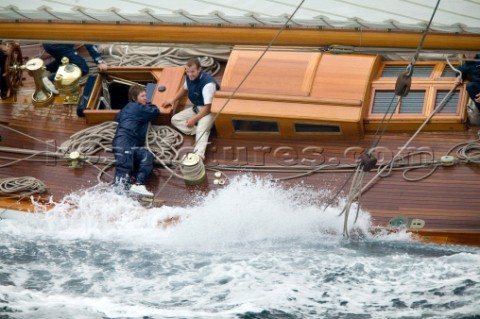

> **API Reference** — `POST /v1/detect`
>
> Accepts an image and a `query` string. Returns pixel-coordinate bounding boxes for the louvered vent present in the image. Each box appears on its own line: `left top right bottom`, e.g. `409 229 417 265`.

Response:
372 91 396 114
435 90 459 113
372 91 426 114
441 65 459 78
399 91 425 114
381 65 434 78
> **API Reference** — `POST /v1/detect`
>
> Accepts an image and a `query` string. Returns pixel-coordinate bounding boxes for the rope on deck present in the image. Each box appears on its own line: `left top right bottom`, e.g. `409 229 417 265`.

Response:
58 121 183 160
0 177 47 195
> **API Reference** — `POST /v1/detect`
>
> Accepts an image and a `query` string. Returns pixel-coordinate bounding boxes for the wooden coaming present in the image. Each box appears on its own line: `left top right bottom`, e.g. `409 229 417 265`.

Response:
83 66 185 124
212 49 381 138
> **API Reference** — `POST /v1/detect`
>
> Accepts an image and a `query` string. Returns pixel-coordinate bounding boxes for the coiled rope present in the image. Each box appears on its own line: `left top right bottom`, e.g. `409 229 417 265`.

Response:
58 121 183 160
86 45 231 78
0 177 47 196
57 121 184 182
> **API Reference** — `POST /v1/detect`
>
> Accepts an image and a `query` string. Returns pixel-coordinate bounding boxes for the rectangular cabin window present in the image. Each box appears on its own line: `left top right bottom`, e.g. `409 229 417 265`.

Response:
399 91 425 114
372 91 397 114
372 91 426 114
294 123 341 133
381 65 434 78
232 119 279 133
441 65 459 78
436 90 459 113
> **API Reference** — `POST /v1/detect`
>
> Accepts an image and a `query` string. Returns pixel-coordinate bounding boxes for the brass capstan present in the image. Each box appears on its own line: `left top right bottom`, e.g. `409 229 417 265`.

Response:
54 57 82 105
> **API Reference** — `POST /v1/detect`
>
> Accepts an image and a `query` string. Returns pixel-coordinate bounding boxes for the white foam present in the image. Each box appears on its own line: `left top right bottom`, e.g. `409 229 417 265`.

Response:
1 176 375 246
2 176 479 319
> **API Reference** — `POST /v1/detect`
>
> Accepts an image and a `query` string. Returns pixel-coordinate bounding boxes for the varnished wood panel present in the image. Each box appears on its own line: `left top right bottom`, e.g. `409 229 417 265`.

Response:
310 54 380 101
221 49 320 96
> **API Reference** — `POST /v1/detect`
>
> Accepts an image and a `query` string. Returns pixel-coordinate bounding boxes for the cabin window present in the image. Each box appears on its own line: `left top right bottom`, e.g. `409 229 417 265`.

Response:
399 91 425 114
372 91 426 114
381 65 434 78
372 91 397 114
436 90 459 114
232 119 279 133
294 123 340 133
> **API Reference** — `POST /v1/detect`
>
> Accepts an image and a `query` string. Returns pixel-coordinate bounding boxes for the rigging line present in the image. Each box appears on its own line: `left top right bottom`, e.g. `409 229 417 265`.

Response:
6 6 32 20
365 0 443 169
369 95 401 151
322 169 355 212
338 1 441 234
74 7 100 21
0 124 57 149
41 7 63 20
406 0 441 76
192 0 306 151
356 82 459 198
323 95 400 212
110 8 130 22
143 9 164 22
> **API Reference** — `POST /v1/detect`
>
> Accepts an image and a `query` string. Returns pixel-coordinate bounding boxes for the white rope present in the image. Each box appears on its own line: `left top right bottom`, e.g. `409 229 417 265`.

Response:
92 45 231 76
58 121 183 164
450 136 480 164
0 177 47 195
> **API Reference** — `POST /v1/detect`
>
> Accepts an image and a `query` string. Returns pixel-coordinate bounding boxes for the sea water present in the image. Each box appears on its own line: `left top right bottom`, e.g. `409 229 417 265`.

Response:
0 176 479 319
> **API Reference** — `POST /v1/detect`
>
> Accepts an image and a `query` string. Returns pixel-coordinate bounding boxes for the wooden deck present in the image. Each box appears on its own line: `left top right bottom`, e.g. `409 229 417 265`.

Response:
1 44 480 246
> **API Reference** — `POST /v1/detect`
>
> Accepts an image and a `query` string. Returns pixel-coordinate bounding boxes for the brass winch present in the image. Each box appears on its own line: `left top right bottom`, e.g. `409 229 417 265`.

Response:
54 57 82 105
22 58 55 107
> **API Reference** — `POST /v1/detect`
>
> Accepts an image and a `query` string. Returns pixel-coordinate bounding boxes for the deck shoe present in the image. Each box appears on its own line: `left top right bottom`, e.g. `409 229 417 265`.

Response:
129 184 153 197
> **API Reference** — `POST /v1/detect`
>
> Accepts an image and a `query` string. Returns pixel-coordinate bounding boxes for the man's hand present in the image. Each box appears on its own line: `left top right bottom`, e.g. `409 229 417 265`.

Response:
186 117 197 128
97 62 108 72
475 93 480 104
158 105 172 114
162 99 175 107
454 76 463 86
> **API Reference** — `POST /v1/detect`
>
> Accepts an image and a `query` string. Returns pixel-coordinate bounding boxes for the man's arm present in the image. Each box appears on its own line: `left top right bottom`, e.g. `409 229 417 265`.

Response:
186 104 211 128
84 44 108 71
162 86 187 111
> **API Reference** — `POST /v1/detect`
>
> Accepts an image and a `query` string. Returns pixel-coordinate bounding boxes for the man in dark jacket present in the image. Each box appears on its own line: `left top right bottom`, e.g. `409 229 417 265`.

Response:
112 85 160 197
455 53 480 111
43 43 108 81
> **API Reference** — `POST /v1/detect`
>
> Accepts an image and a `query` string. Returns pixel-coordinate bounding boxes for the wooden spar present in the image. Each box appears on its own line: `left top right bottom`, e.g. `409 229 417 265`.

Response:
1 21 480 50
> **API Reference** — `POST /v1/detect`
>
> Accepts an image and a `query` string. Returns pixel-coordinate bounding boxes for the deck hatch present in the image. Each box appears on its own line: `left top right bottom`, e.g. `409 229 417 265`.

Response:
436 90 459 113
381 65 434 78
232 119 279 133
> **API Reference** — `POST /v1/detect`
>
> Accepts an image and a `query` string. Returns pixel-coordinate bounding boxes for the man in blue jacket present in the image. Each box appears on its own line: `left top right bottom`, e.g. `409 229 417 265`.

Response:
43 43 108 81
455 53 480 111
162 57 219 159
112 85 160 197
